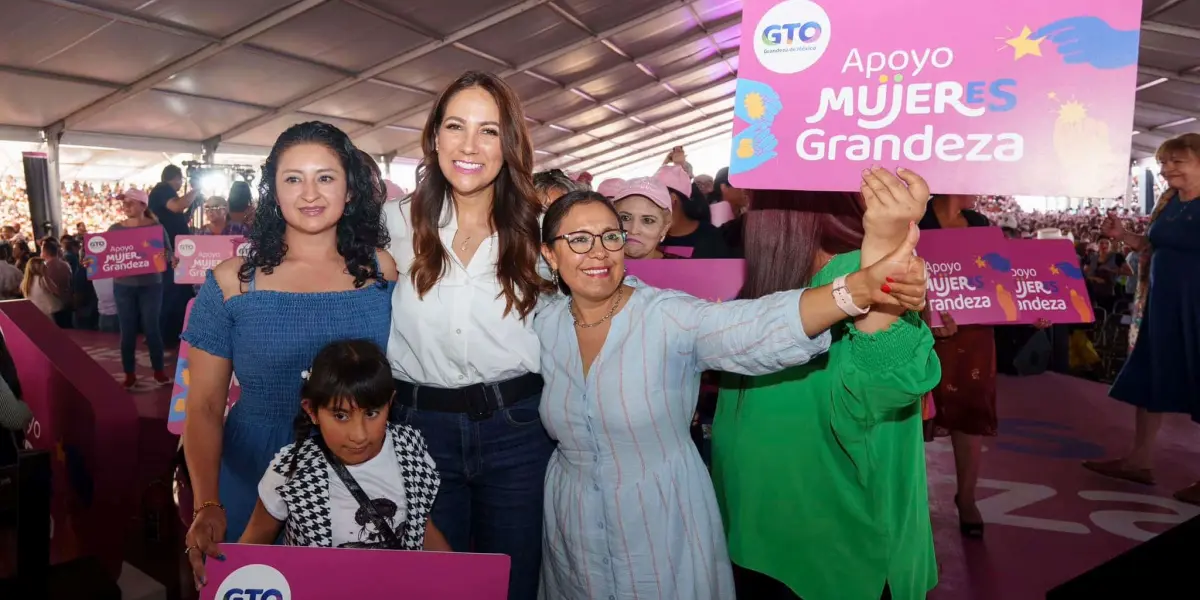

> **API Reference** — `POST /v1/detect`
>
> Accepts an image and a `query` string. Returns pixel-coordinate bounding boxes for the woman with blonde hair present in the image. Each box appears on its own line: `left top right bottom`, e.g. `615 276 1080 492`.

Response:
1085 132 1200 505
20 257 63 317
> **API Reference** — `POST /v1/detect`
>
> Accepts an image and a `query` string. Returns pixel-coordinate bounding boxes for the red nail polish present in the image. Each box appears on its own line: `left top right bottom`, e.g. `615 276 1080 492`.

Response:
881 284 892 294
886 276 895 283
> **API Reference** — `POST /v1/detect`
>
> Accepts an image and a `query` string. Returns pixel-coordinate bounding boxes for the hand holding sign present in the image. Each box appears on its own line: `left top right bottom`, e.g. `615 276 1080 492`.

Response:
1033 16 1139 69
933 312 959 338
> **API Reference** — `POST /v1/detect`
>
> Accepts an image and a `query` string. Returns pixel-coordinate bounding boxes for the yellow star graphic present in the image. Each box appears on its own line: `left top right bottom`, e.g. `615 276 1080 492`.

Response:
1006 26 1045 60
975 256 987 268
1049 264 1061 275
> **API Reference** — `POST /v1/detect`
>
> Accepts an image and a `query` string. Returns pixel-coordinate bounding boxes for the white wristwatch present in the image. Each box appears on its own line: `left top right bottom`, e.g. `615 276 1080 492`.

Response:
832 275 870 316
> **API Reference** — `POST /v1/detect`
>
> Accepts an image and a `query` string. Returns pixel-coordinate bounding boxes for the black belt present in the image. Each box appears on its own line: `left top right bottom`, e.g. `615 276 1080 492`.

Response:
393 372 543 421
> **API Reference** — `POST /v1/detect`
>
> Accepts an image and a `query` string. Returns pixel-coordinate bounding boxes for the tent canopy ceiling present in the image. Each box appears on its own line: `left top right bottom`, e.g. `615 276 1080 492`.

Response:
1 0 1198 178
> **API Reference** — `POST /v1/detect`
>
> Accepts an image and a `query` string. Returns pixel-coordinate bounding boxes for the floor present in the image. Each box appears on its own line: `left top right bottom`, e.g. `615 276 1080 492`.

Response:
70 331 1199 600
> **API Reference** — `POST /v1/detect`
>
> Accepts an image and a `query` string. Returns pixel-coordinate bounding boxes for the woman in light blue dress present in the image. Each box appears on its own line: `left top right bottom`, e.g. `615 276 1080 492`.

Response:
533 187 931 600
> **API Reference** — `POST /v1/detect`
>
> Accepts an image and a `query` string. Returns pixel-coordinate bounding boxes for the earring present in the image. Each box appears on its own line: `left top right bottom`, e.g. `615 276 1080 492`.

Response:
552 270 560 287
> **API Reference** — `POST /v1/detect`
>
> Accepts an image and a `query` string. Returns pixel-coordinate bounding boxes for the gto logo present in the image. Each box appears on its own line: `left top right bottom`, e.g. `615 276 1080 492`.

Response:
177 239 197 257
86 236 108 254
214 564 290 600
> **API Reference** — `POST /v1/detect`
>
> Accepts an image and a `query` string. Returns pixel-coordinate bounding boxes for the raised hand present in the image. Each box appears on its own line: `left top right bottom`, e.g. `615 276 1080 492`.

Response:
1033 16 1139 70
861 166 930 249
858 222 928 312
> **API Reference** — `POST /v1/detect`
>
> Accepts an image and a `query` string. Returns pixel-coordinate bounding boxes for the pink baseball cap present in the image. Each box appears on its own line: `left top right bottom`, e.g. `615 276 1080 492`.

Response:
654 164 691 198
611 177 672 213
383 179 405 202
118 188 148 206
596 178 626 198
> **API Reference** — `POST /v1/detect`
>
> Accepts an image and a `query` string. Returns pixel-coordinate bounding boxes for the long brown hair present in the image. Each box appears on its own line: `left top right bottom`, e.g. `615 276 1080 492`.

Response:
738 190 865 300
409 71 550 319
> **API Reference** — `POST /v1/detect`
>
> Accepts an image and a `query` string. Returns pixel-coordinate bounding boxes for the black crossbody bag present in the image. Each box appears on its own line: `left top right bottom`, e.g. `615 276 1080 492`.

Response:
314 436 403 550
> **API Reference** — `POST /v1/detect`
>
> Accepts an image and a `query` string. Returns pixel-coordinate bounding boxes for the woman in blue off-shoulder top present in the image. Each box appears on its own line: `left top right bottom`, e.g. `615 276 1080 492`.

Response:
179 122 396 581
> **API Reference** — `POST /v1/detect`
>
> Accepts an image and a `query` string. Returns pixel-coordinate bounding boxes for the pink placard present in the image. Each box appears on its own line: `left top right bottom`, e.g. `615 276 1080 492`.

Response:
175 235 249 284
918 227 1021 327
1007 238 1095 324
626 259 744 301
83 225 168 280
201 544 511 600
660 246 694 258
729 0 1141 197
168 299 241 434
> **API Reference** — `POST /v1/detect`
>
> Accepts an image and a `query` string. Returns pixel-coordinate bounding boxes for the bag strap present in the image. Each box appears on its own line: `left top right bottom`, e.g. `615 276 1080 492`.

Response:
314 436 401 548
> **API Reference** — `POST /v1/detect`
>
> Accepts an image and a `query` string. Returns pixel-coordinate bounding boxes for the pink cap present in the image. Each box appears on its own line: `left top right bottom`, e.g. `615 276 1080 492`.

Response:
383 179 405 202
612 177 672 213
595 178 625 198
118 188 148 206
654 164 691 198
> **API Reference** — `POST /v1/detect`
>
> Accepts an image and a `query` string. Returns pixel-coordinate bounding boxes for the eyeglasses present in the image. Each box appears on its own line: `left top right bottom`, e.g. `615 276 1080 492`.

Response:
551 229 626 254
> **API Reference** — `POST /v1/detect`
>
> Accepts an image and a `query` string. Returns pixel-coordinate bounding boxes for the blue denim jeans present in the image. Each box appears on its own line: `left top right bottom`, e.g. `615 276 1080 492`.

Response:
393 392 554 600
112 283 164 374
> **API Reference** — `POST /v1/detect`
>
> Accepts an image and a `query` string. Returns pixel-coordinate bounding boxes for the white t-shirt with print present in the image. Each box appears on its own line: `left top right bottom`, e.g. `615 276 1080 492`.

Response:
259 434 409 548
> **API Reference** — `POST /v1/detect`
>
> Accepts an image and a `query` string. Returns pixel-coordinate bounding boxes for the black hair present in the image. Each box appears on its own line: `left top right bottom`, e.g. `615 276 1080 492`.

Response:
286 339 395 478
228 181 253 213
239 121 390 289
162 164 183 182
40 238 60 257
539 190 620 296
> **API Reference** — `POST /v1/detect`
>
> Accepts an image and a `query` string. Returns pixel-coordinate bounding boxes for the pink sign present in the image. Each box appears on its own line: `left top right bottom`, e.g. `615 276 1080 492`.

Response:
1007 238 1095 324
626 259 744 301
175 235 249 284
0 300 139 575
201 544 511 600
84 225 168 280
168 299 241 434
729 0 1141 197
918 227 1021 327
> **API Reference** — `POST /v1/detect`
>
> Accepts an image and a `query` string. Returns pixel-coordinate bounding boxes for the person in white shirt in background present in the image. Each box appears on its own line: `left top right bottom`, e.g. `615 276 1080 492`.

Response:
93 277 119 333
0 243 22 299
20 257 63 317
381 71 554 600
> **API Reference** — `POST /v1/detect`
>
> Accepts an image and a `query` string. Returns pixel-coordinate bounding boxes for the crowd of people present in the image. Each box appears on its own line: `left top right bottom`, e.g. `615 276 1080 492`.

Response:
0 68 1198 600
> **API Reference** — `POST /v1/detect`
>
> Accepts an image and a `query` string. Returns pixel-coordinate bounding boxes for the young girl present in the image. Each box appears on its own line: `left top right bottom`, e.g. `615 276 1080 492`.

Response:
188 340 450 587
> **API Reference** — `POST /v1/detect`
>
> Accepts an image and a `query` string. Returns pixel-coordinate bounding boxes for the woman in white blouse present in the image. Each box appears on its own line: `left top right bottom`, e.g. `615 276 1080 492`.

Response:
382 71 553 600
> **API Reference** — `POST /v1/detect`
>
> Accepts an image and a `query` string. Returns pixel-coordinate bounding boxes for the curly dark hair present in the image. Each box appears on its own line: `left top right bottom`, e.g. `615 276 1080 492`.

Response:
239 121 389 288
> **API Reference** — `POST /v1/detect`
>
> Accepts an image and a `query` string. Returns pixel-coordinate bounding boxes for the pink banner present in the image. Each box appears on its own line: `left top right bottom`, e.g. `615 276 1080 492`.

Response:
0 300 139 575
175 235 249 284
1007 238 1095 324
625 259 744 301
201 544 511 600
729 0 1141 197
168 299 241 434
918 227 1021 327
84 225 167 280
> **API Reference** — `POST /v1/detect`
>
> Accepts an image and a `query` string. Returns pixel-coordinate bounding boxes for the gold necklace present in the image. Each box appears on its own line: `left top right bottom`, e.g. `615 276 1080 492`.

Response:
460 235 472 251
571 286 623 328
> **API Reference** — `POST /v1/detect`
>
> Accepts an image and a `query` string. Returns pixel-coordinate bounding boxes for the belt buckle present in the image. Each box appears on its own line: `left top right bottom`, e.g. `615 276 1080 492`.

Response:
465 386 493 421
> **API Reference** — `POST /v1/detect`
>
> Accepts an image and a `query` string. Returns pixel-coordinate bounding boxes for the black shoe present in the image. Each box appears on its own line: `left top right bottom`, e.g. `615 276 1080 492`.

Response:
955 494 985 539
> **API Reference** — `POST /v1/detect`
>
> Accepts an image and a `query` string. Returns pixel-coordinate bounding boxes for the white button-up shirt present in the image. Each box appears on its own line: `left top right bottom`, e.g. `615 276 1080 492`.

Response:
382 197 541 388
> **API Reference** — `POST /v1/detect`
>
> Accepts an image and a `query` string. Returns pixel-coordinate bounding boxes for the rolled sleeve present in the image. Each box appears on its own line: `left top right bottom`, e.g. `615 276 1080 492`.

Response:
678 287 832 375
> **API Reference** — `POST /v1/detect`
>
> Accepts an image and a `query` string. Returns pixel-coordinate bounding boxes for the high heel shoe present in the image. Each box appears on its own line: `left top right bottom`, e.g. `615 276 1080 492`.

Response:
955 494 985 539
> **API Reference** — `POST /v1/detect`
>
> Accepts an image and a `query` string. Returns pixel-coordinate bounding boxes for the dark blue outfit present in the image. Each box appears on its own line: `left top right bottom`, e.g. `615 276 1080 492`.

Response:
1110 195 1200 421
181 270 393 540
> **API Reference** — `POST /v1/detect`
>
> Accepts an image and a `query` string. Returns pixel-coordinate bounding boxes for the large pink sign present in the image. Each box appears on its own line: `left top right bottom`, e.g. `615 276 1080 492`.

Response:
175 235 249 284
1007 238 1095 324
0 300 139 575
201 544 511 600
84 225 168 280
917 227 1020 327
729 0 1141 197
625 259 745 301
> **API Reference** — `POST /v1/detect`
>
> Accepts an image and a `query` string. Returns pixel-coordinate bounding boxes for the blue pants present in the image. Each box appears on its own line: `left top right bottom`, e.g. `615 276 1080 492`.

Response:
394 392 554 600
113 283 164 374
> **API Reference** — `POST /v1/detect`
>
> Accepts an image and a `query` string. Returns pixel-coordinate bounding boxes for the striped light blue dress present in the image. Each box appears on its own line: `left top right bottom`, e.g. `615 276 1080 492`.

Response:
534 279 832 600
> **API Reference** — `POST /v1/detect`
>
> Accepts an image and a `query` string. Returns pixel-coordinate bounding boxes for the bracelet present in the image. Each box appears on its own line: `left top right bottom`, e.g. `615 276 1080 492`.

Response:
832 275 870 316
193 501 225 521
